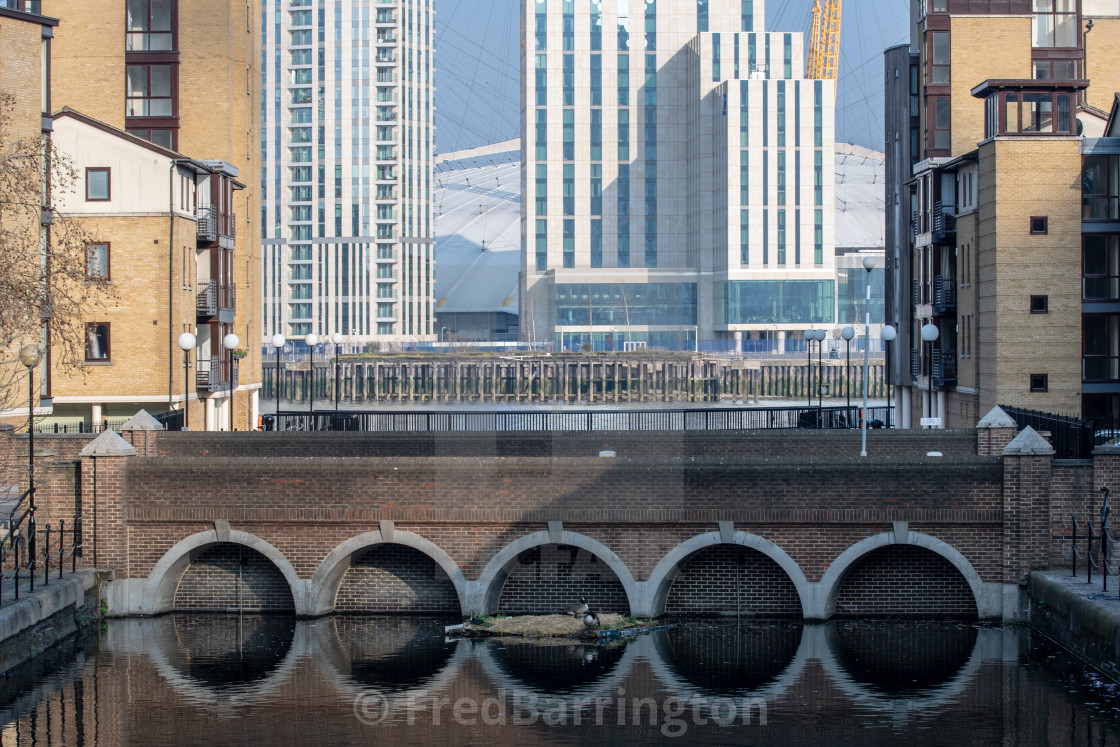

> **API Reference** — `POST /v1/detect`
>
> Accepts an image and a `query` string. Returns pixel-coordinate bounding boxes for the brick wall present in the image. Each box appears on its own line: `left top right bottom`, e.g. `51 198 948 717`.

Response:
173 543 294 612
335 544 459 613
833 545 978 618
665 545 802 616
497 544 630 615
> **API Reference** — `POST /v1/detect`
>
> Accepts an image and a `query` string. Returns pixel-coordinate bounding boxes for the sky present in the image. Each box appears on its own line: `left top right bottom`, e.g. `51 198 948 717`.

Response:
433 0 911 155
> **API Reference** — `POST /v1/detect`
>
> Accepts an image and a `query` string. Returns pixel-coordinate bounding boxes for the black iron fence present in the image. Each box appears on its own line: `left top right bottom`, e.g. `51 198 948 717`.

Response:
1056 488 1118 594
1 505 82 604
263 404 895 433
1000 405 1097 460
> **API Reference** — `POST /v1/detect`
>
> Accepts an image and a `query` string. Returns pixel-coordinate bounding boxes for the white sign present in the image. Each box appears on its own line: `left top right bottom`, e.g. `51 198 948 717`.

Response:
920 417 942 427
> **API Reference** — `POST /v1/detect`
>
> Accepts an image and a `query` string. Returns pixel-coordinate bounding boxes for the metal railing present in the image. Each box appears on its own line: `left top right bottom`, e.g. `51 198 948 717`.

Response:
196 205 218 242
1056 488 1117 594
933 275 956 315
1001 405 1096 460
1 508 82 604
932 201 956 240
932 349 956 385
264 404 895 433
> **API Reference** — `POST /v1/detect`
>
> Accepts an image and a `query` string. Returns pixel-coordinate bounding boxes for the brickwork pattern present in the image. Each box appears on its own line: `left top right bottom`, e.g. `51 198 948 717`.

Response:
664 545 802 617
173 543 294 612
833 545 978 618
497 544 631 615
335 544 459 613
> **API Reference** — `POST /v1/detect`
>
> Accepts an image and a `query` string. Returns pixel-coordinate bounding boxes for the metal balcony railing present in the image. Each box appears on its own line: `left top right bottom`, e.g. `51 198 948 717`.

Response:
910 348 921 378
932 201 956 242
196 205 217 242
932 349 957 386
196 356 219 389
196 280 217 316
933 275 956 316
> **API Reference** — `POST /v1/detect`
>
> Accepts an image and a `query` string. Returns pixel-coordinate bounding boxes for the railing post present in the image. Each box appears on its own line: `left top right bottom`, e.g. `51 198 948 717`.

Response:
14 535 19 601
58 519 64 580
27 515 34 594
1088 520 1094 584
42 524 49 587
1072 516 1079 577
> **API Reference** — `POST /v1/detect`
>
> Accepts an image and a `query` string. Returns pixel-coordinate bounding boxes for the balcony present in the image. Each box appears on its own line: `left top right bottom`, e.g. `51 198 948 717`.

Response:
196 206 217 243
197 357 239 391
932 349 957 386
932 201 956 242
932 275 956 316
910 348 922 378
196 280 237 317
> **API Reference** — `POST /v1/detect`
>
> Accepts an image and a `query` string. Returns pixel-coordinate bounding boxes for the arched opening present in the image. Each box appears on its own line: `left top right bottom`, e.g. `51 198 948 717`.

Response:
496 543 631 615
831 620 979 696
664 544 803 617
833 545 978 619
335 544 461 613
173 542 295 613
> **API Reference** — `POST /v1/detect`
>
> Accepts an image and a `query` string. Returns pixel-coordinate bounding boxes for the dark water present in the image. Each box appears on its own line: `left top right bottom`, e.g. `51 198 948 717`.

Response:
1 616 1119 746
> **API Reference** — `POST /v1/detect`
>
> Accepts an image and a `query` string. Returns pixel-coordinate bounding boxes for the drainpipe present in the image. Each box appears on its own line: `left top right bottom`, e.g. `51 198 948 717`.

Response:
169 159 191 416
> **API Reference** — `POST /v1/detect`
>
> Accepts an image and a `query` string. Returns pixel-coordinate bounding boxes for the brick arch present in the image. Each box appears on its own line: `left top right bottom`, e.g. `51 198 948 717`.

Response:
310 531 468 616
816 531 985 619
475 531 638 616
644 532 810 617
147 530 302 615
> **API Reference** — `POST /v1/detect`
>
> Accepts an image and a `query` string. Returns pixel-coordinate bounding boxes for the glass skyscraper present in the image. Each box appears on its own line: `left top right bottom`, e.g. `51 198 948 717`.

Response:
520 0 838 351
262 0 435 345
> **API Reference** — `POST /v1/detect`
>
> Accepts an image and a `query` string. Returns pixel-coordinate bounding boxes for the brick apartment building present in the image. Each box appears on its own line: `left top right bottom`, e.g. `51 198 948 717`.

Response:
0 0 262 431
884 0 1120 428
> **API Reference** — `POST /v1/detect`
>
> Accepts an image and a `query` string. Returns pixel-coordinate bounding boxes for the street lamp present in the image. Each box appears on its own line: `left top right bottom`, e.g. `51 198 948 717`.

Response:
841 326 855 418
19 344 40 571
921 322 940 428
331 332 343 410
813 328 827 410
222 333 239 432
305 333 319 421
177 332 196 431
271 333 286 431
861 324 897 456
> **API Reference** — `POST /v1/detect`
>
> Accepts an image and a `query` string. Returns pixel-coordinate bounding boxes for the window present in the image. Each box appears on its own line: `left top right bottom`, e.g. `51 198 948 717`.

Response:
86 168 110 201
1030 216 1048 234
1030 295 1048 313
126 0 174 51
1030 373 1048 392
1032 0 1076 48
85 323 110 361
126 64 174 117
1083 154 1119 221
933 97 950 150
931 32 949 84
86 243 109 280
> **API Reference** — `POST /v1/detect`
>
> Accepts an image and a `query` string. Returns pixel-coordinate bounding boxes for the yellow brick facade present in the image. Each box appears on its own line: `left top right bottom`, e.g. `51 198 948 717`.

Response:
977 137 1083 417
1085 17 1120 114
32 1 262 431
949 16 1031 156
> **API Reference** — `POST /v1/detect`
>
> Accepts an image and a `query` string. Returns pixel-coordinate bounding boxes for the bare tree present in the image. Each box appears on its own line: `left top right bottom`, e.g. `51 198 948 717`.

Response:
0 91 113 413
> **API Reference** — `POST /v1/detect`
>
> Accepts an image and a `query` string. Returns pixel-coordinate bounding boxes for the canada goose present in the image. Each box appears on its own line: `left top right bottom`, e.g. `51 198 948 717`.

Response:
562 597 589 617
583 610 600 628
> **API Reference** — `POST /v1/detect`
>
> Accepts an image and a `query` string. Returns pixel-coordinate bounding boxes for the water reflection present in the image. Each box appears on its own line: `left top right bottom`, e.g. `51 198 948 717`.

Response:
655 620 802 695
328 615 461 692
2 616 1120 745
487 639 628 694
830 620 978 697
169 614 295 691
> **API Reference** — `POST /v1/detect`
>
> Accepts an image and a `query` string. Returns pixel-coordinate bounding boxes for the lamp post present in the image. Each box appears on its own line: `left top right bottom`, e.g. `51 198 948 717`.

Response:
305 333 319 421
222 333 239 432
861 324 897 456
813 329 827 410
271 333 286 431
331 332 343 410
19 344 40 570
921 322 940 428
841 326 855 420
803 328 814 408
177 332 196 431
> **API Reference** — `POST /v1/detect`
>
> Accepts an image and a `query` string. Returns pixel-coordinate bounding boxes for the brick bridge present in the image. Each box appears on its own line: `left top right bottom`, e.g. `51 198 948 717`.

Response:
8 407 1109 621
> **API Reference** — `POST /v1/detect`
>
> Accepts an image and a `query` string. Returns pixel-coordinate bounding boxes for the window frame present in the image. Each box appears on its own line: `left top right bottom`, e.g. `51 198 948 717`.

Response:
1030 216 1048 235
1030 373 1049 392
86 242 110 281
85 322 111 362
1030 294 1048 314
85 168 111 201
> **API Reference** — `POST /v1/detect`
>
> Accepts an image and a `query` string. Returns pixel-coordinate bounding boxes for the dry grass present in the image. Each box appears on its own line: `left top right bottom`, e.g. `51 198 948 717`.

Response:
473 613 629 637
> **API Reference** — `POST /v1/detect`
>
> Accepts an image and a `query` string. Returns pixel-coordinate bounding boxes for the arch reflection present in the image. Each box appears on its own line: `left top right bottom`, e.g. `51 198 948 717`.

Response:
169 615 296 691
488 639 629 694
329 615 461 693
830 621 978 696
654 621 803 695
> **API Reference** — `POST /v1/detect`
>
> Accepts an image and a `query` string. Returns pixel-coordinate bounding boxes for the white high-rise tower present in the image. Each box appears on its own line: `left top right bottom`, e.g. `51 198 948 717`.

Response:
262 0 436 346
520 0 837 352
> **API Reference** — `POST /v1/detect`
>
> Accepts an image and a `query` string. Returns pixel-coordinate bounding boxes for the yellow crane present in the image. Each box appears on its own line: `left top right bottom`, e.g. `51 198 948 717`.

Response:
807 0 842 80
